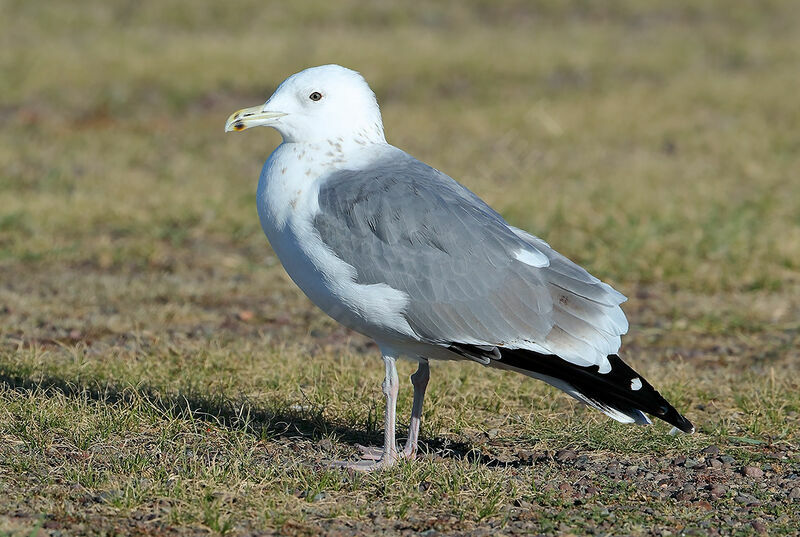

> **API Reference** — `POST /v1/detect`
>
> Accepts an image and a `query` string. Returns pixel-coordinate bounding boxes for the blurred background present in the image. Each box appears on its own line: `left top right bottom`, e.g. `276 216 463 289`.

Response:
2 0 798 295
1 1 799 533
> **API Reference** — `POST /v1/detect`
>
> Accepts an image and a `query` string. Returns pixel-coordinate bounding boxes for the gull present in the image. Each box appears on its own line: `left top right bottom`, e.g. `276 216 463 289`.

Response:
225 65 694 470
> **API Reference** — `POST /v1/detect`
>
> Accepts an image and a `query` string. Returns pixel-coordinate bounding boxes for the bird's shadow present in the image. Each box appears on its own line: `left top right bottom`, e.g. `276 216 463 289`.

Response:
0 366 534 468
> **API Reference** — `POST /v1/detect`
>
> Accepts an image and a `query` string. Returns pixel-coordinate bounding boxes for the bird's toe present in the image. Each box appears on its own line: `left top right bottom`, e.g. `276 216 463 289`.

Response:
400 445 417 460
327 457 396 472
327 445 402 471
355 444 385 461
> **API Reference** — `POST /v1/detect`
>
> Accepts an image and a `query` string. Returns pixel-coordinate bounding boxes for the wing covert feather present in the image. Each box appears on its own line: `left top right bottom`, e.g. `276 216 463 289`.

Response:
313 151 627 368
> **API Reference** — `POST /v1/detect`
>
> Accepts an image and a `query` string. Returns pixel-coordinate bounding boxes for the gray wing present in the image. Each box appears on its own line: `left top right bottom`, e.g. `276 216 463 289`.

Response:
313 151 627 369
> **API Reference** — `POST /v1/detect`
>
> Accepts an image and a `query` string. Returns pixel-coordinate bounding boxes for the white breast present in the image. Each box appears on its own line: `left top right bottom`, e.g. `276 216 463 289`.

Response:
256 142 416 343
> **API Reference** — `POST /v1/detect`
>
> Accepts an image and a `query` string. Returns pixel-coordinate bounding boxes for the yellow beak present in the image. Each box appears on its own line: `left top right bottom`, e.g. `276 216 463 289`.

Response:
224 105 287 132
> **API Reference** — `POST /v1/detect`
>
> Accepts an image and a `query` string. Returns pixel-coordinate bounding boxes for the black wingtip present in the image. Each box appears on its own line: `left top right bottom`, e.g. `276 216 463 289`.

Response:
659 402 694 434
604 354 695 434
450 345 694 433
664 406 695 434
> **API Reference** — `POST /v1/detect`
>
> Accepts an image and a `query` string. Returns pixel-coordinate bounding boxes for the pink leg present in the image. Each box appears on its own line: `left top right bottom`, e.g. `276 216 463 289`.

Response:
331 351 400 471
401 361 429 459
360 360 430 461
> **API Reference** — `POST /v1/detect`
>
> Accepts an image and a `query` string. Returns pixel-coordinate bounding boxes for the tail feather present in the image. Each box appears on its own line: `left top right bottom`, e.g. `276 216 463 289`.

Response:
449 345 694 433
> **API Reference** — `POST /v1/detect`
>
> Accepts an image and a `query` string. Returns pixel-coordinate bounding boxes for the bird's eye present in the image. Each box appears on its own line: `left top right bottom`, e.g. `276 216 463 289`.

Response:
309 91 323 102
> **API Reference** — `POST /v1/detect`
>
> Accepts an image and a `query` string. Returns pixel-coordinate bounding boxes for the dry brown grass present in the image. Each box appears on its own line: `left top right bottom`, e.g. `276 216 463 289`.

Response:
1 1 799 535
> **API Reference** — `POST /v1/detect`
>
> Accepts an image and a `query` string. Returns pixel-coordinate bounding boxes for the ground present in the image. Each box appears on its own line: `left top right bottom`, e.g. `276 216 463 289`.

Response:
1 1 799 535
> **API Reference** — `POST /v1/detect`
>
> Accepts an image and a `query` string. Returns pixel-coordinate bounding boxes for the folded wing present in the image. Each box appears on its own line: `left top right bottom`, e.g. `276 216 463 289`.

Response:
313 150 628 373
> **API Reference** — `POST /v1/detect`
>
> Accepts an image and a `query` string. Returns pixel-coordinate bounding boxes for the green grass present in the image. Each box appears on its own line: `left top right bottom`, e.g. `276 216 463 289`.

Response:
1 1 799 535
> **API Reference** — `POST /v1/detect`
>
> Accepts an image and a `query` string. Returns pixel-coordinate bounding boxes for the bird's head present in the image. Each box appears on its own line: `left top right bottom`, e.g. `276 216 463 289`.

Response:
225 64 385 145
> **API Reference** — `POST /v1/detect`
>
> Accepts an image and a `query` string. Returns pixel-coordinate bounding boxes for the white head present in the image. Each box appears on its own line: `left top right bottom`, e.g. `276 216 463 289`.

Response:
225 65 385 145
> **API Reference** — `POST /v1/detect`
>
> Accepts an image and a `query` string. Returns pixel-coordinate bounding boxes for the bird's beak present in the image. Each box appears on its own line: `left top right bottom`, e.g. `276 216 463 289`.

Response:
224 105 287 132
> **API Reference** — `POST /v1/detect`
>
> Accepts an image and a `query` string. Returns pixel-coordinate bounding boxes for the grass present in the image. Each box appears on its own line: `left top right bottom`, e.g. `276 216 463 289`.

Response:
1 0 799 535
